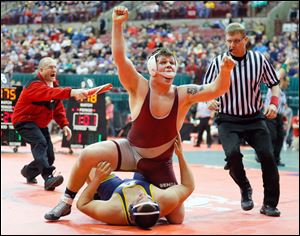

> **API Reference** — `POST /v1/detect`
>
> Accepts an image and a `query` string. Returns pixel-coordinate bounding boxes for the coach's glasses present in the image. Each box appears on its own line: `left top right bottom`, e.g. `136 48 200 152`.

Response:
225 37 245 44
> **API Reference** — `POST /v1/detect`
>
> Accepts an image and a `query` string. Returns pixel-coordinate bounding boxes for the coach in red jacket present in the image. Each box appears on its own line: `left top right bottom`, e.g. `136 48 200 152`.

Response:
12 57 88 191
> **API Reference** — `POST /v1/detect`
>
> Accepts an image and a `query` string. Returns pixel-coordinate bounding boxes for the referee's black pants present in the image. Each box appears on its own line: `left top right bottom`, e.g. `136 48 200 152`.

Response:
217 114 280 208
14 122 56 180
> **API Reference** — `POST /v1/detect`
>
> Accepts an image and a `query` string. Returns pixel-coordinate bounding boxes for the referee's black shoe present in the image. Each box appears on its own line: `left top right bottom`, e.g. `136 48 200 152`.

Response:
260 205 281 217
240 187 254 211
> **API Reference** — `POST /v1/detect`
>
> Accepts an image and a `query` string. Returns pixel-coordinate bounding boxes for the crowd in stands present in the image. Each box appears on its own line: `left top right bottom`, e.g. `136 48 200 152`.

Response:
1 1 121 25
136 1 277 20
1 16 298 86
1 2 298 145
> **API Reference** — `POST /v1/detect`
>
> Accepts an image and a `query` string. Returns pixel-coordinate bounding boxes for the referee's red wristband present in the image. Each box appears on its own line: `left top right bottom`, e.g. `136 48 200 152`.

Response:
270 96 279 108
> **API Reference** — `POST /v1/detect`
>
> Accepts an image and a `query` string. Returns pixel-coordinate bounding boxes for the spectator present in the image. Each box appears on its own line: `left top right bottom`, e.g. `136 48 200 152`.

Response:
105 96 115 137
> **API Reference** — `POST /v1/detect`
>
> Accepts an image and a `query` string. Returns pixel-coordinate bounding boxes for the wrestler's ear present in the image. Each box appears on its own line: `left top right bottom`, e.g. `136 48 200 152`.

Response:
147 54 157 76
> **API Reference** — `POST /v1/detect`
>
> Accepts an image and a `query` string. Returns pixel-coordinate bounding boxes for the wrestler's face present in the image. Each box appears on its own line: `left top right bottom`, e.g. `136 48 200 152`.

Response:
156 55 177 83
225 32 248 57
40 62 57 82
132 192 153 206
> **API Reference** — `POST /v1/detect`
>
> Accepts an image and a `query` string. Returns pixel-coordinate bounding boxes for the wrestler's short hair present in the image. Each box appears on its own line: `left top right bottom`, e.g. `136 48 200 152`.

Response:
129 200 160 229
225 23 246 36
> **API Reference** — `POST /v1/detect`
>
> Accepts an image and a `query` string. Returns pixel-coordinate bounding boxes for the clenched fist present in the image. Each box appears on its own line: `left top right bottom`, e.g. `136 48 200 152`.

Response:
207 100 220 111
220 55 236 72
112 6 128 24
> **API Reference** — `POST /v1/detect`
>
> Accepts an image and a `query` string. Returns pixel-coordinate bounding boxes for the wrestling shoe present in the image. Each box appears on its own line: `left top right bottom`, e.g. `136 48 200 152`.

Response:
44 200 72 221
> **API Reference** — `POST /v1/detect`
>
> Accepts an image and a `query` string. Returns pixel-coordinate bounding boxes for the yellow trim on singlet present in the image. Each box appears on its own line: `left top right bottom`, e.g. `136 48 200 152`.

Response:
149 184 155 200
100 174 116 184
115 193 130 225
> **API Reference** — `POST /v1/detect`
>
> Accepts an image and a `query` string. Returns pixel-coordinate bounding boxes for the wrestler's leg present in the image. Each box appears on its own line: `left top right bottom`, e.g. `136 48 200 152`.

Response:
67 140 119 193
45 140 119 221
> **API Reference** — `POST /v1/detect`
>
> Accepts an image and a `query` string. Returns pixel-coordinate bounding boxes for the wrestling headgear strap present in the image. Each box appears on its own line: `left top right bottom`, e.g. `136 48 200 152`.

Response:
147 53 177 79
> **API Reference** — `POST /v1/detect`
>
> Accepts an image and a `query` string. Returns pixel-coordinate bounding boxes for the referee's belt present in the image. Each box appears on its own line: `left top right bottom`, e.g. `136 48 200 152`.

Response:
216 112 264 124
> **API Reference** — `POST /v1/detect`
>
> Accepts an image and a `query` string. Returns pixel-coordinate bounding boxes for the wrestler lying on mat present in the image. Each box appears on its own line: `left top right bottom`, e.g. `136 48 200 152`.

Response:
76 135 194 229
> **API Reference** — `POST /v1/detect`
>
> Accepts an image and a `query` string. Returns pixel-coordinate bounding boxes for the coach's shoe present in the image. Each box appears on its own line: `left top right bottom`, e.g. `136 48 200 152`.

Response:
44 174 64 191
44 200 71 221
21 165 38 184
260 205 280 217
240 187 254 211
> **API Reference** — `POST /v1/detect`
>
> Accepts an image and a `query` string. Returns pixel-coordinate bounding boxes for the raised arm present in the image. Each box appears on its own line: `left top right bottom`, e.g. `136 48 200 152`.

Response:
179 55 235 105
112 6 145 93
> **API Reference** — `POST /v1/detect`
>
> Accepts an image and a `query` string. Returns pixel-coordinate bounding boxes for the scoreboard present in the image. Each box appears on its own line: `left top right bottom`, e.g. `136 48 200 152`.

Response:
62 93 106 149
1 86 26 147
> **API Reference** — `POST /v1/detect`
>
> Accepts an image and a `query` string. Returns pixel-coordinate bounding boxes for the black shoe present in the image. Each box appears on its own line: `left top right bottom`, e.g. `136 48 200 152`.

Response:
21 165 38 184
44 175 64 191
260 205 281 217
241 187 254 211
193 144 200 147
44 200 71 221
276 161 285 167
224 162 230 170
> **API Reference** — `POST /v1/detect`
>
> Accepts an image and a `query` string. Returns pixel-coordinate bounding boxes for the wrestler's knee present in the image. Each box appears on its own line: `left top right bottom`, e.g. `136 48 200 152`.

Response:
77 148 96 168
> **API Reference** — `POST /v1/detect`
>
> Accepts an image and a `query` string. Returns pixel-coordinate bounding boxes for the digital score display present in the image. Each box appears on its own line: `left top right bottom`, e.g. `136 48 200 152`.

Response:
73 113 98 131
1 86 26 147
62 93 106 149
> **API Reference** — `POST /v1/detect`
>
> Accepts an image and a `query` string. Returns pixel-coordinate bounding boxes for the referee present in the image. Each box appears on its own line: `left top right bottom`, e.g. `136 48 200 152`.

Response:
204 23 280 217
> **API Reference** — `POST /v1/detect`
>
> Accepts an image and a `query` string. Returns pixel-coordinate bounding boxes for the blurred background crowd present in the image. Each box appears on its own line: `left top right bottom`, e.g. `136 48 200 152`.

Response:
1 1 299 150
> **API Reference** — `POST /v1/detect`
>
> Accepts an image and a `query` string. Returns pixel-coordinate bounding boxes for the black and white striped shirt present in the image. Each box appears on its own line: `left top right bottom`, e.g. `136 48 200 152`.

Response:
203 50 280 116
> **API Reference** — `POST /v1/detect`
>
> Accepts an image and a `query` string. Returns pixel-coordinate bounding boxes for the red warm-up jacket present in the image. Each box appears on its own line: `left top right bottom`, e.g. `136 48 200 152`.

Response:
12 74 72 128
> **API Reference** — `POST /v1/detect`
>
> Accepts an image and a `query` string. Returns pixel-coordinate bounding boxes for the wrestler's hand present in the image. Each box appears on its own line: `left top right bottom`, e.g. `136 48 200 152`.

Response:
112 6 128 24
207 100 220 111
264 104 278 119
220 55 236 72
94 162 112 181
174 134 183 159
70 89 88 101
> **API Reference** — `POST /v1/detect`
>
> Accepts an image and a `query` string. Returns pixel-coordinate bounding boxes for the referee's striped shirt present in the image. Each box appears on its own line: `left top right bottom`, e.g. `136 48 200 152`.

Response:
203 50 280 116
